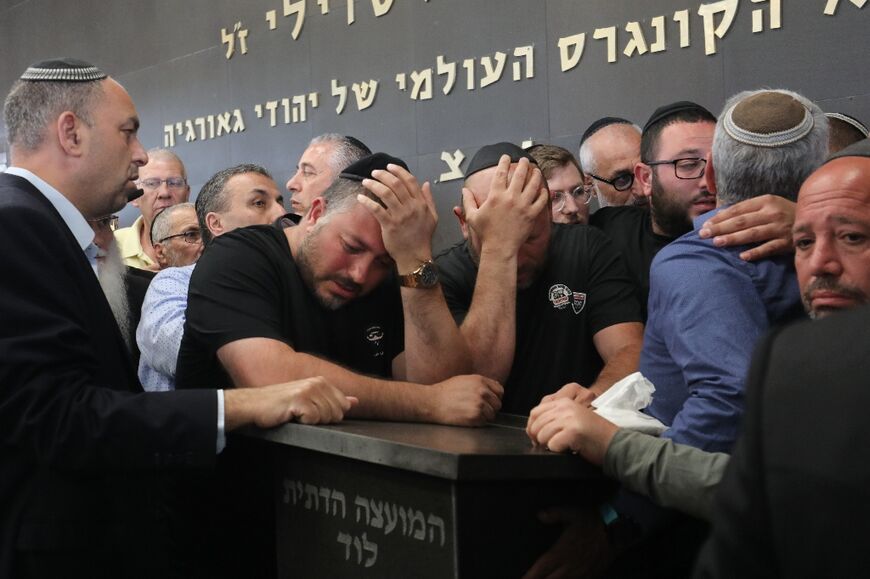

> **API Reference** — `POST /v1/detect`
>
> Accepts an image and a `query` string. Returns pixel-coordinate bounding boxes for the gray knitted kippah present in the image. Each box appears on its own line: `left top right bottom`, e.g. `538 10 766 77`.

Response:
723 91 814 148
20 58 106 82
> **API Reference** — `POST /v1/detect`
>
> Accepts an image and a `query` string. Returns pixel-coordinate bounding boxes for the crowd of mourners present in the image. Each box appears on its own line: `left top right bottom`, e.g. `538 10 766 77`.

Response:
2 57 870 579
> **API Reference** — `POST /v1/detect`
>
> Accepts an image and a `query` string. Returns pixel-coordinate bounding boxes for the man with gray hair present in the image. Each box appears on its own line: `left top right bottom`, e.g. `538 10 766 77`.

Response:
114 148 191 270
137 163 286 392
150 202 202 269
285 133 371 216
642 88 827 454
177 152 503 425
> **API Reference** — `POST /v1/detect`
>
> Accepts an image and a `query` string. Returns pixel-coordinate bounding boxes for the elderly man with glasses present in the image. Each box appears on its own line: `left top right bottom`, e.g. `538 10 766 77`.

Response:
579 117 648 208
527 144 592 225
150 202 203 269
114 148 191 271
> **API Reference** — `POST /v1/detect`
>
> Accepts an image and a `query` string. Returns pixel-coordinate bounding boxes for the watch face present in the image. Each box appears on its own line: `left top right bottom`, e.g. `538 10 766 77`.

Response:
419 262 438 287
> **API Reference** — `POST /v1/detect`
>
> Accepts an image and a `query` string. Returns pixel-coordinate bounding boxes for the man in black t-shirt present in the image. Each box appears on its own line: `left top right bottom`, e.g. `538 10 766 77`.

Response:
436 142 644 415
591 101 799 318
177 153 503 426
590 102 717 317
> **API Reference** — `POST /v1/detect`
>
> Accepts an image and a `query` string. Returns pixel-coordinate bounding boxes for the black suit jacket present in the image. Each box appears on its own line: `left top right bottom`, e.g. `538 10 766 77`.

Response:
0 173 217 577
694 306 870 578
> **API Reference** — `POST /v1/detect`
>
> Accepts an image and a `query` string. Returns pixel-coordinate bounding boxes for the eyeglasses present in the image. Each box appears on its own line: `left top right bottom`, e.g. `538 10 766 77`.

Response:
137 177 187 190
88 215 120 230
158 229 202 244
645 157 707 180
553 186 592 212
588 170 635 192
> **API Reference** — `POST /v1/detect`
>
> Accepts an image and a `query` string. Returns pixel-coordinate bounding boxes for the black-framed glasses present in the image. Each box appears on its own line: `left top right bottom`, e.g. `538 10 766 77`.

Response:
645 157 707 180
137 177 187 190
588 170 634 192
158 229 202 244
553 186 592 212
88 214 119 230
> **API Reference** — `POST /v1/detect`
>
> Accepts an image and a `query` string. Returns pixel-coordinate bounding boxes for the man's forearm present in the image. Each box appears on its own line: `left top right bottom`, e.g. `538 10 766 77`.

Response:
399 286 472 383
220 340 441 422
459 247 518 383
604 429 729 521
588 342 641 397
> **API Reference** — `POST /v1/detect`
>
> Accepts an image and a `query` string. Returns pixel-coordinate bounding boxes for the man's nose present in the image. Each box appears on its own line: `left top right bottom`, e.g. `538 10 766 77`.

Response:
286 171 302 193
808 238 844 277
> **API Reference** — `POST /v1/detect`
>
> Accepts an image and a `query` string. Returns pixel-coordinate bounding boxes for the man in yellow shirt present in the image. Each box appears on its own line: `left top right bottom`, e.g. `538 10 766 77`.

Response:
114 148 190 270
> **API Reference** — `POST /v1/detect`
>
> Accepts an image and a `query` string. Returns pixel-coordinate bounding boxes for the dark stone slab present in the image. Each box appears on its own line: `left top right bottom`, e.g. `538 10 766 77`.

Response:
244 415 613 578
252 414 603 480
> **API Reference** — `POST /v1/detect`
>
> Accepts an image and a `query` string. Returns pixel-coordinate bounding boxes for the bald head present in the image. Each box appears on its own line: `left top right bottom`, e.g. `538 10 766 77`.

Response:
794 156 870 319
579 123 645 207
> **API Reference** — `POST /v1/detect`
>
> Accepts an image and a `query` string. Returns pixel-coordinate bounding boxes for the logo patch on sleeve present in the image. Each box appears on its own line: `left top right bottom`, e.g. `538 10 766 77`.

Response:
548 284 587 314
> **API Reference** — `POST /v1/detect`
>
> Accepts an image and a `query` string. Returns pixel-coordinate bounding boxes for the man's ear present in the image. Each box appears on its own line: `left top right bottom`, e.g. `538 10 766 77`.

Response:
453 205 470 240
56 111 84 157
584 174 597 199
153 242 169 269
304 197 327 230
705 152 717 194
635 163 654 199
205 212 223 239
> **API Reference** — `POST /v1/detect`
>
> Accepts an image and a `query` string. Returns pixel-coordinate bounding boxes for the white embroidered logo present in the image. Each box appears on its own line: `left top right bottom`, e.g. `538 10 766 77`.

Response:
365 325 385 357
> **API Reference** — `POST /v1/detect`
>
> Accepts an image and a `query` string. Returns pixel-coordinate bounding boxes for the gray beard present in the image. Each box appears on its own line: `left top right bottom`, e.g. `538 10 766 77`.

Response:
97 242 132 352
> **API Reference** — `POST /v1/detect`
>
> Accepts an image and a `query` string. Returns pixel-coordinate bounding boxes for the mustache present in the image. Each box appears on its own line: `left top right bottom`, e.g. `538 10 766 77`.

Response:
692 190 714 203
331 276 362 294
803 276 867 301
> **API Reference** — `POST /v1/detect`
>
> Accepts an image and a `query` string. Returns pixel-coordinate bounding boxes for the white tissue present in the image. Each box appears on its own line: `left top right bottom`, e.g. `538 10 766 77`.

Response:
591 372 667 435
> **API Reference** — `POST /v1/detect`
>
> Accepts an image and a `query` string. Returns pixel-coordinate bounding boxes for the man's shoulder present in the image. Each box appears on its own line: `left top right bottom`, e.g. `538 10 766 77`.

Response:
589 206 647 229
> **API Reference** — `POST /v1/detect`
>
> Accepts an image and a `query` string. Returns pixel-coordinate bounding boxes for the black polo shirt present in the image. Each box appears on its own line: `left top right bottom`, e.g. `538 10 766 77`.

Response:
436 224 642 415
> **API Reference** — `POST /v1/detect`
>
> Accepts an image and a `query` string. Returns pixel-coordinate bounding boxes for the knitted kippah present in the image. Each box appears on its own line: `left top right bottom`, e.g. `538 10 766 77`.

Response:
723 91 814 148
20 58 106 82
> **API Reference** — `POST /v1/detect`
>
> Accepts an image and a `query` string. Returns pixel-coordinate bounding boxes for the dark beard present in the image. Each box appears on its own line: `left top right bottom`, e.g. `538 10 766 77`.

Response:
650 177 695 238
295 229 360 311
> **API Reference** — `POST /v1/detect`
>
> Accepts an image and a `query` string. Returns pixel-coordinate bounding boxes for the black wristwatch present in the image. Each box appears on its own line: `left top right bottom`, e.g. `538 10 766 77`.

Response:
399 260 439 289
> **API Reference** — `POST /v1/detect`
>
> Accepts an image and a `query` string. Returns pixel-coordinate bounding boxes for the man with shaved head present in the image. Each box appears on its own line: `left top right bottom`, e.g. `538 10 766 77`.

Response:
437 142 644 416
579 117 647 208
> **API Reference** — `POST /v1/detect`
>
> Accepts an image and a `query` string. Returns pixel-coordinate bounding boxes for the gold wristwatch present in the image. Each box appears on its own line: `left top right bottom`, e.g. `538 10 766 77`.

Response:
399 260 439 289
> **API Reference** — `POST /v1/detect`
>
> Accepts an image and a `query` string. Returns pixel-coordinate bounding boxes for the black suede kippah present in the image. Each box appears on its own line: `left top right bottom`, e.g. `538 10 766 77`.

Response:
344 135 372 155
825 138 870 164
20 58 106 82
580 117 633 145
643 101 716 133
465 142 537 178
826 112 869 139
339 152 408 181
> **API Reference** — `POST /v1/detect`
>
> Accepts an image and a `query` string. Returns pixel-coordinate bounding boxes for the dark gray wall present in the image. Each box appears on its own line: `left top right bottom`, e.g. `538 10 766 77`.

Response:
1 0 868 251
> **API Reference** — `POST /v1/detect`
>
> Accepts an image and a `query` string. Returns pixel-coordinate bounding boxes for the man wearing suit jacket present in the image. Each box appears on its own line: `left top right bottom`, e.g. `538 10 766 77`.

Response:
0 58 353 579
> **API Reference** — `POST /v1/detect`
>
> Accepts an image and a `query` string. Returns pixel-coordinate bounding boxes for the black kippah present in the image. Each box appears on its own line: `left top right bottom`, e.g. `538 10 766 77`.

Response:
643 101 716 133
580 117 633 145
826 113 869 139
343 135 372 155
825 138 870 164
20 58 106 82
464 142 537 178
339 152 408 181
